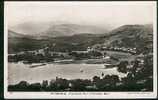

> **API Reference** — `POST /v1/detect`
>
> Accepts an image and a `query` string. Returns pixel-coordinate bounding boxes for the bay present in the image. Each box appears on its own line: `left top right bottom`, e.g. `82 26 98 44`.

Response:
8 62 126 85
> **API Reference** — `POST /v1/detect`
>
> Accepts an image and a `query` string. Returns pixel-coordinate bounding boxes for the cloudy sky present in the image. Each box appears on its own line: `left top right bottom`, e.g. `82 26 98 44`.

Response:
5 1 156 29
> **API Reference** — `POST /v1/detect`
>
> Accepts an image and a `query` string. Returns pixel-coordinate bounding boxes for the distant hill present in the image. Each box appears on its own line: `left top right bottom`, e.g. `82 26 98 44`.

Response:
10 22 108 38
36 24 107 38
8 30 26 38
8 24 153 54
8 30 36 39
93 24 153 53
9 21 50 35
109 24 152 38
8 32 102 53
8 30 45 53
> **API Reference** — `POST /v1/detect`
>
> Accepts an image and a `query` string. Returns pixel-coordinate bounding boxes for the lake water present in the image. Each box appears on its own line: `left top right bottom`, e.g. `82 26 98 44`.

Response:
8 62 127 85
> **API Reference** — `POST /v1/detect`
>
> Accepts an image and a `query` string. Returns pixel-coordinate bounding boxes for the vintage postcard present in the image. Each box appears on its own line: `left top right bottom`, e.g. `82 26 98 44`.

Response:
4 1 157 99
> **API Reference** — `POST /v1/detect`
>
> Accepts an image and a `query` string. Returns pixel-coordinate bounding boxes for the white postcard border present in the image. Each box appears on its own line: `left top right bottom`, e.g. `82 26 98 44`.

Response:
4 1 157 99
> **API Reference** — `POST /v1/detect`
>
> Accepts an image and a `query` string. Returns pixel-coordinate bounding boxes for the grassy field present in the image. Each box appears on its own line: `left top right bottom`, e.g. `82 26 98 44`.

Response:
106 50 136 62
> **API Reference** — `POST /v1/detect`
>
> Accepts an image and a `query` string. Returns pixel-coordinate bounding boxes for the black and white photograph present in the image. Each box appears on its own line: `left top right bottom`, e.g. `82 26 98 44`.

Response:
4 1 157 99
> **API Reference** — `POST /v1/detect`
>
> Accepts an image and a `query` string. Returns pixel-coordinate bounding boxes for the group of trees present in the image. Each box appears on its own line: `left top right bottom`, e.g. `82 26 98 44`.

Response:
8 75 119 91
69 50 103 60
117 54 153 91
8 52 54 63
8 78 90 91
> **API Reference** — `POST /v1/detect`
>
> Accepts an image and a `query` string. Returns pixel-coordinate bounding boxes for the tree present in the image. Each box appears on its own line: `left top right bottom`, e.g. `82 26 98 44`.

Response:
41 80 48 90
70 79 87 91
103 75 120 87
93 76 100 83
117 61 128 73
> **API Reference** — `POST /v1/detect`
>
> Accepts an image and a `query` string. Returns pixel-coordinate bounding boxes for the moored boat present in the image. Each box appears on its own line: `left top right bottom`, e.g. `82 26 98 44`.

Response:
104 63 117 69
30 63 46 68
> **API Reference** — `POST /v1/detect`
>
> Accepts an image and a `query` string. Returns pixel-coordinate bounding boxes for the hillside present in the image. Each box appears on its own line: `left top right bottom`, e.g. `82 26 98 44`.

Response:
37 24 107 38
8 33 102 53
9 21 50 35
8 30 26 38
97 24 153 49
8 24 153 54
10 22 108 38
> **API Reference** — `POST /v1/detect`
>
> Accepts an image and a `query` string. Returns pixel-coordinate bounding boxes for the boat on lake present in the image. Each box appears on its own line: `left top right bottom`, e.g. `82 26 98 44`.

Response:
104 63 117 69
54 59 74 63
30 63 46 68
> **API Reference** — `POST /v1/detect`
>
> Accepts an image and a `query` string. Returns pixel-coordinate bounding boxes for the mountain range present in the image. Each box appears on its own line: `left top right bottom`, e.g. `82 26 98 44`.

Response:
8 24 153 54
9 22 108 38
